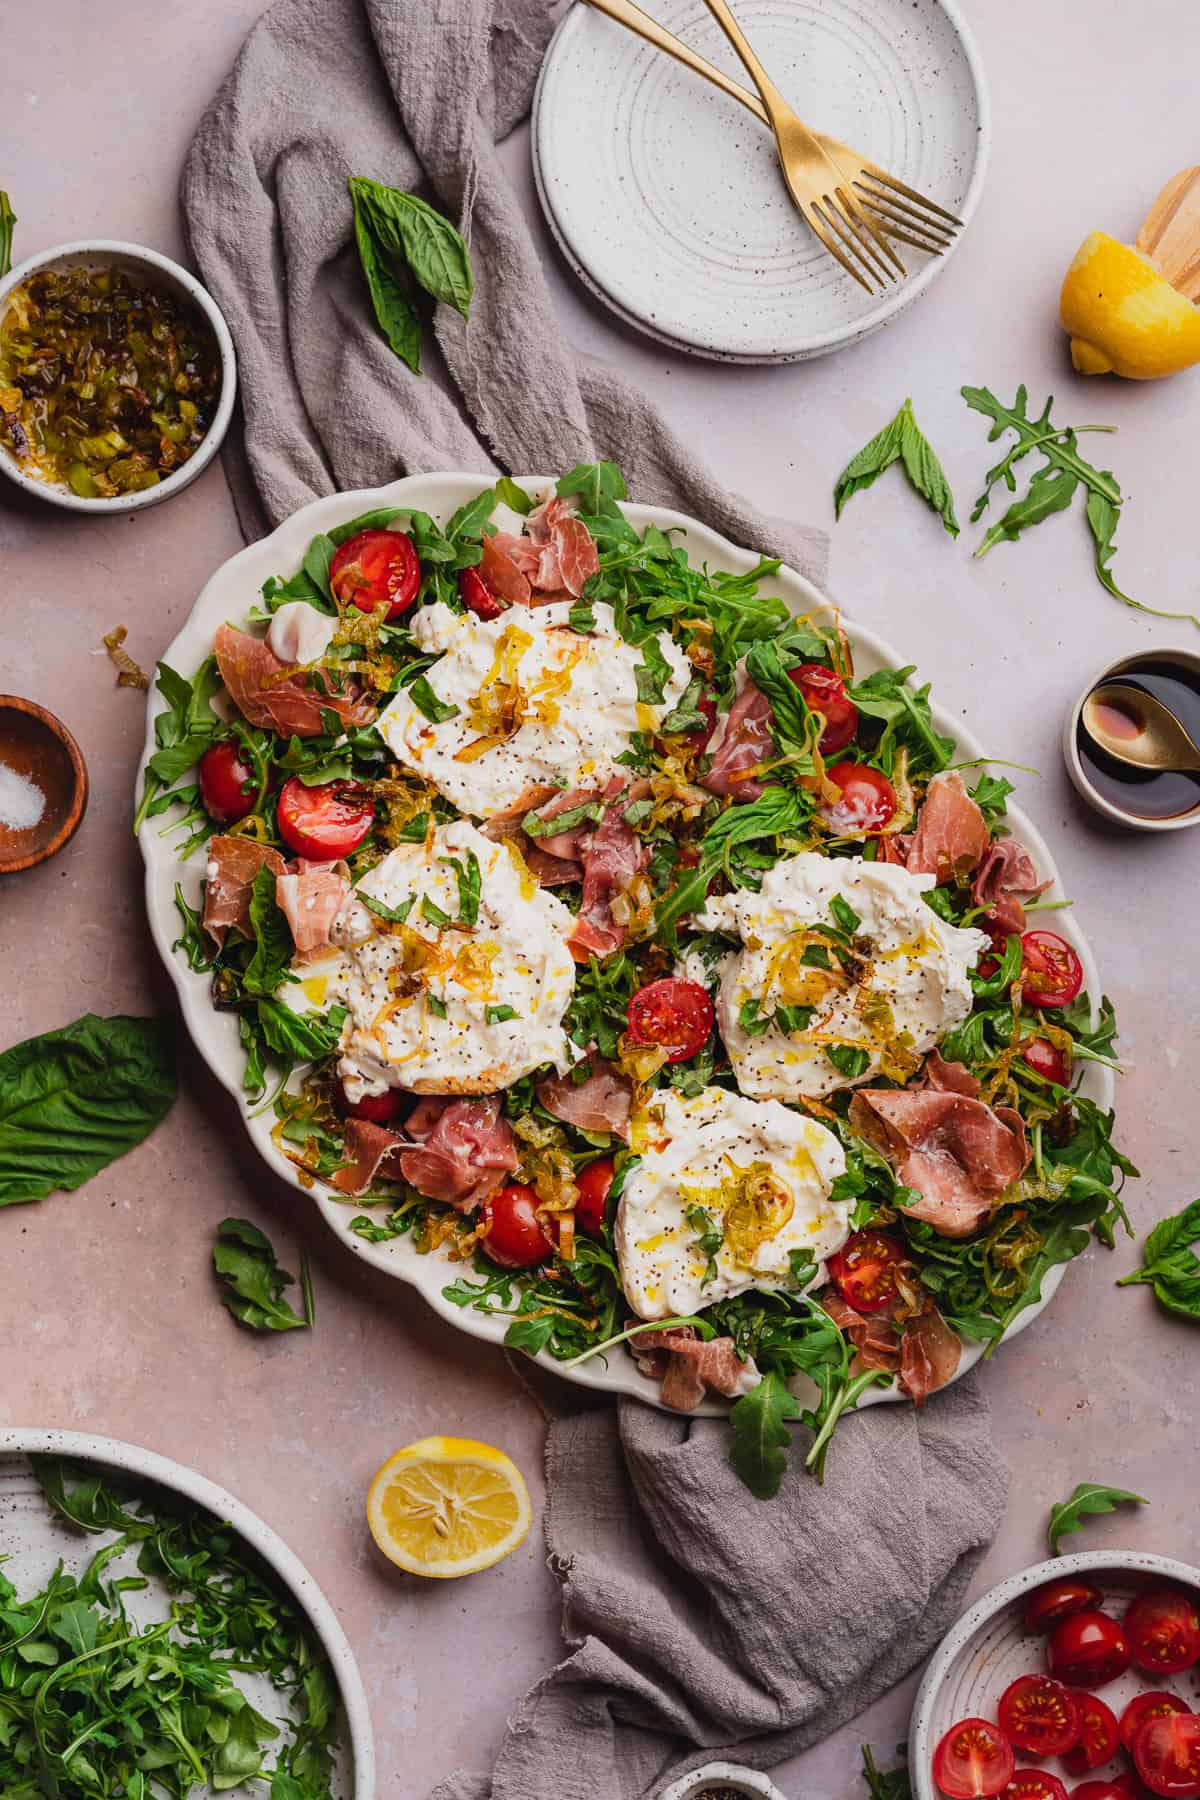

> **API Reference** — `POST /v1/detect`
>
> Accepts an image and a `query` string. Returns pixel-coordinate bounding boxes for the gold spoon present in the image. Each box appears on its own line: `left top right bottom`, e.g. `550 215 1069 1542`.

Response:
1081 681 1200 774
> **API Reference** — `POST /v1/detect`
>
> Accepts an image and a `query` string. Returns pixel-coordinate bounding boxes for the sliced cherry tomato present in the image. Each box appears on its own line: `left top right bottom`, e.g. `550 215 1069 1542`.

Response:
329 527 420 619
1049 1611 1132 1689
1122 1697 1190 1754
198 741 256 824
1125 1589 1200 1676
1002 1773 1070 1800
1025 1578 1103 1633
482 1183 555 1270
459 566 506 620
276 776 375 860
998 1675 1082 1758
1074 1781 1145 1800
684 687 720 753
827 1230 910 1314
787 662 859 754
1063 1696 1119 1773
1133 1714 1200 1799
337 1082 405 1126
626 978 714 1063
1022 1038 1071 1085
820 761 898 836
1020 930 1084 1008
575 1156 615 1237
932 1718 1016 1799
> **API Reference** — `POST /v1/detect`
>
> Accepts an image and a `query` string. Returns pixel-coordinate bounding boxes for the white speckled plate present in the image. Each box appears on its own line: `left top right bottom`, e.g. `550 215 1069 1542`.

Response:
532 0 989 361
0 1428 374 1799
137 474 1112 1415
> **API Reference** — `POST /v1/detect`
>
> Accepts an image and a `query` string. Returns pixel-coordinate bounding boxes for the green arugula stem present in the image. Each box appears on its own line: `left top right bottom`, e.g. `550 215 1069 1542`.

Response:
560 1313 715 1370
804 1368 892 1480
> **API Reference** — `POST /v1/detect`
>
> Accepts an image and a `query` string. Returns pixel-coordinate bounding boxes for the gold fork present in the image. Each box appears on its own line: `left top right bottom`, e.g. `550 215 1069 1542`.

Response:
581 0 962 291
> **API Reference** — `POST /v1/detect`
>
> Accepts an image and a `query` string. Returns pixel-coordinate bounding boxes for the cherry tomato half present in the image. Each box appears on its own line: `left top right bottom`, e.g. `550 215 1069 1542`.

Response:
933 1718 1016 1799
787 662 859 754
339 1083 406 1126
276 777 375 861
1074 1782 1145 1800
330 528 420 619
1063 1696 1119 1774
1021 930 1084 1009
821 761 898 836
1025 1578 1103 1634
1122 1696 1190 1754
198 741 257 824
827 1230 910 1314
626 978 714 1063
575 1157 615 1237
998 1675 1081 1758
1133 1714 1200 1799
1125 1589 1200 1676
1002 1773 1070 1800
482 1183 555 1270
1049 1611 1132 1689
1022 1038 1071 1086
684 688 720 753
459 566 506 620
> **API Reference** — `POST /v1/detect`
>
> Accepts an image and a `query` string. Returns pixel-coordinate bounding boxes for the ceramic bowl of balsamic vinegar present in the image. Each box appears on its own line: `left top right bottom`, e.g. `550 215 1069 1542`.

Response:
1064 648 1200 831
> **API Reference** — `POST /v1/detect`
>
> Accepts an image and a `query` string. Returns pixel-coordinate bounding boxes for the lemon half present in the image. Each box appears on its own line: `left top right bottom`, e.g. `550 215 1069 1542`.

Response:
367 1436 532 1578
1061 231 1200 379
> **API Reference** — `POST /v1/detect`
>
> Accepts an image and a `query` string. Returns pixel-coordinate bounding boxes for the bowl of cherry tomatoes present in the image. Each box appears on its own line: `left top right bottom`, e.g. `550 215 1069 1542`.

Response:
912 1555 1200 1800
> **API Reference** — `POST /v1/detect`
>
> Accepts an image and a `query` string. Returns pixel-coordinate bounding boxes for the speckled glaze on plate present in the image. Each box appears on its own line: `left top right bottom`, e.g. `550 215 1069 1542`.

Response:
532 0 989 362
136 474 1111 1416
0 1427 374 1799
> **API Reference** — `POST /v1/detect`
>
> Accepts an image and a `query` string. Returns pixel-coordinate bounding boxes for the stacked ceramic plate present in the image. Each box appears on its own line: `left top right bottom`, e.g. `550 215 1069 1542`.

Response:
532 0 990 361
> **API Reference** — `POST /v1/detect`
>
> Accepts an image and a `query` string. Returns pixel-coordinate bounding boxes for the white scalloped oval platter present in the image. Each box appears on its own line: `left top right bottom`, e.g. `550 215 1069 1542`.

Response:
0 1427 374 1798
138 474 1111 1415
532 0 989 362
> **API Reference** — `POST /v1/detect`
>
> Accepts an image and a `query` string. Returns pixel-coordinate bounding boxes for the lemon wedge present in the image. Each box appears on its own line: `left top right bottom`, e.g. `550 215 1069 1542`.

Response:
366 1436 532 1578
1060 231 1200 378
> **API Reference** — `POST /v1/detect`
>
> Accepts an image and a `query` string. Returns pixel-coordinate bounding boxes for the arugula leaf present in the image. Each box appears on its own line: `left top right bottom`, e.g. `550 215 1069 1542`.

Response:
494 475 533 515
0 190 14 280
1047 1481 1147 1555
0 1015 176 1207
243 864 294 998
835 398 958 536
556 461 628 514
213 1217 312 1332
862 1746 912 1800
974 460 1080 556
827 1044 871 1081
970 772 1015 827
634 633 672 705
327 505 406 547
1117 1198 1200 1323
728 1369 803 1499
407 674 459 722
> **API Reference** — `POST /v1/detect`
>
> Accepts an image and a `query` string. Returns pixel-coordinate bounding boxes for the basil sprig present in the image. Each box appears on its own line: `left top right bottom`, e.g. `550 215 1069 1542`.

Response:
834 397 959 537
349 176 474 375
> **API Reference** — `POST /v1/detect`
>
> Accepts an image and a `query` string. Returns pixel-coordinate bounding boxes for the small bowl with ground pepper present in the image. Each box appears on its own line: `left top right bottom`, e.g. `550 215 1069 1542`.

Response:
0 240 235 513
657 1764 788 1800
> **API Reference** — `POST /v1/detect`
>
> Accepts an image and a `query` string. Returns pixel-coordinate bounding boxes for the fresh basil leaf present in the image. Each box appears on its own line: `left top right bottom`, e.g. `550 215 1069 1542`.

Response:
1116 1197 1200 1324
485 1004 520 1025
257 1000 346 1064
1047 1481 1147 1556
834 407 906 518
0 1015 176 1207
494 475 533 515
660 676 708 735
350 177 473 318
898 401 959 537
351 184 421 373
622 796 655 827
213 1217 310 1333
738 996 771 1038
568 596 597 634
407 675 458 723
361 891 415 925
427 994 448 1020
829 894 861 935
774 1004 815 1036
728 1370 802 1500
634 634 672 706
524 799 603 838
451 849 481 926
302 533 337 604
422 895 451 928
327 506 405 546
685 1204 724 1287
827 1044 871 1081
242 865 293 999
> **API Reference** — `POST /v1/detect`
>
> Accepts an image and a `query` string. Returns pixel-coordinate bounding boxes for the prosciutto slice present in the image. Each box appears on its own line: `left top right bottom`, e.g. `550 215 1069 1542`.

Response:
202 837 286 947
480 534 533 605
331 1118 405 1196
398 1095 518 1212
493 496 600 601
276 859 351 960
849 1083 1030 1238
215 623 374 738
899 1301 962 1405
904 771 989 884
971 836 1047 936
567 789 647 963
632 1327 760 1412
823 1294 902 1375
703 674 773 801
536 1054 634 1141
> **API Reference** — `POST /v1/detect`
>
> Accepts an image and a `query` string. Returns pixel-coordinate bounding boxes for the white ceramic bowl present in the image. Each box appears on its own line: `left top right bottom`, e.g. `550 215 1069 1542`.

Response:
137 472 1112 1411
0 1426 375 1798
911 1550 1200 1800
659 1763 788 1799
1064 649 1200 833
0 239 236 513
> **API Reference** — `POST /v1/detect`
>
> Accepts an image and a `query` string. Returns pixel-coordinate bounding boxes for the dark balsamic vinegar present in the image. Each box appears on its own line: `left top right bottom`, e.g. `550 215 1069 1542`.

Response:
1077 658 1200 820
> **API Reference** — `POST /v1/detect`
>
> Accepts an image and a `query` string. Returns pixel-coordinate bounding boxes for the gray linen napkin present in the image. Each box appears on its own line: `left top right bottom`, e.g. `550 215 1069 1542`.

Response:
181 0 827 584
181 3 1008 1793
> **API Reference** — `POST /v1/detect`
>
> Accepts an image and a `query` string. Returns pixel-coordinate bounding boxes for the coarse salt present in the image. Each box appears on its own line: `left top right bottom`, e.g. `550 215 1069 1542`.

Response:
0 762 46 831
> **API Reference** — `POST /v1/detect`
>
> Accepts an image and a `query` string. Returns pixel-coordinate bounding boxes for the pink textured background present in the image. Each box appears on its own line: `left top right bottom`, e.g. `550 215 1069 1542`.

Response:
1 3 1197 1796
